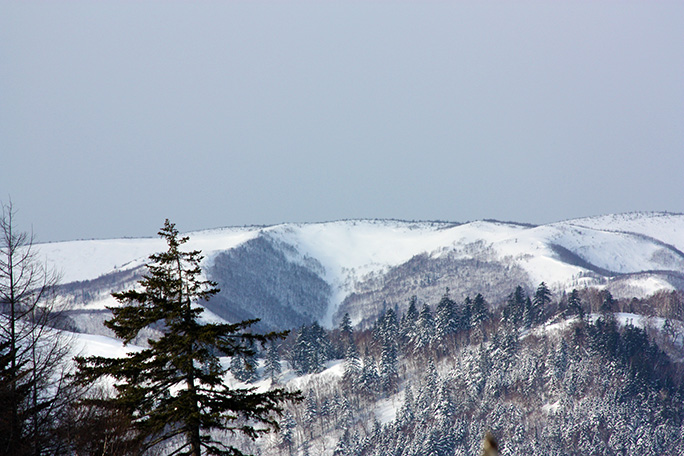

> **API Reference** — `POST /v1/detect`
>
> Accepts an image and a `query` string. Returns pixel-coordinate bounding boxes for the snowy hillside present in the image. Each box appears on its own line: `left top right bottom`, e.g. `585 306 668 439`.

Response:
36 212 684 332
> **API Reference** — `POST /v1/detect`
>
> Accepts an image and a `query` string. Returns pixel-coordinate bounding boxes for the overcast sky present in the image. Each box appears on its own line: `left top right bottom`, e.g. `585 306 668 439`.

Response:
1 1 683 242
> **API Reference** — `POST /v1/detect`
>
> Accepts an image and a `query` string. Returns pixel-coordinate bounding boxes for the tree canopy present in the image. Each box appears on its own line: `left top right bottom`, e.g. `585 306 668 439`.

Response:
76 220 300 456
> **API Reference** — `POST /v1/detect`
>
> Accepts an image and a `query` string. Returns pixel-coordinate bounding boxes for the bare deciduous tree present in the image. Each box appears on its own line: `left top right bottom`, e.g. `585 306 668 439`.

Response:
0 201 76 455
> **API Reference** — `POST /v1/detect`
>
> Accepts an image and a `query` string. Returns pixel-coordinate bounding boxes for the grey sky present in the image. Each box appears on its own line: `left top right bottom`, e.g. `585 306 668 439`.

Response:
1 1 683 242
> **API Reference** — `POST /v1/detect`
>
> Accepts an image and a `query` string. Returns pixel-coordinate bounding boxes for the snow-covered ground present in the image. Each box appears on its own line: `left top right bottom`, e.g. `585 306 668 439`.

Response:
34 212 684 326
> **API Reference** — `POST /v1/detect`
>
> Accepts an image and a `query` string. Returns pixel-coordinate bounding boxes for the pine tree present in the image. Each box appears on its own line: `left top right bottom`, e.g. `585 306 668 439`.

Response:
460 296 473 331
397 383 415 428
470 294 488 328
502 286 527 327
470 294 489 344
373 308 399 348
600 290 615 315
76 220 300 456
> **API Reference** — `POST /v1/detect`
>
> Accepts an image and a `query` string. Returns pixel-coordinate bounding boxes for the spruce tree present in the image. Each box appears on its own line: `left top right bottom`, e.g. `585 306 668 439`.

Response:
76 220 300 456
435 289 457 343
531 282 552 325
342 344 361 388
566 289 584 319
264 340 282 383
379 338 398 394
339 312 354 353
400 296 419 350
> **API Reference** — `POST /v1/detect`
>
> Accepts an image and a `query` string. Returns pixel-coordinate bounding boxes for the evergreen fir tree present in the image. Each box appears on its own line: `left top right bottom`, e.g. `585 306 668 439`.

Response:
264 340 282 383
374 308 399 347
531 282 552 325
379 337 399 394
343 344 362 388
470 294 488 328
435 289 458 345
460 296 473 331
566 289 584 319
340 312 354 351
303 393 318 439
413 303 435 353
76 220 300 456
502 286 527 327
291 322 334 375
397 383 415 428
600 290 615 314
359 354 380 398
400 296 419 350
229 349 260 383
279 411 296 455
333 429 353 456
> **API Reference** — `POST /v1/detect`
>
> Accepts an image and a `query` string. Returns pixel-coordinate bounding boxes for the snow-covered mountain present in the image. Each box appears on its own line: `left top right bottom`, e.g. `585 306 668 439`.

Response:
38 212 684 333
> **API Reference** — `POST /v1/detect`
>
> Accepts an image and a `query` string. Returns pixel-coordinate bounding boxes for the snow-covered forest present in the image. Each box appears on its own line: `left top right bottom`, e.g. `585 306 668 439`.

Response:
229 286 684 456
3 212 684 455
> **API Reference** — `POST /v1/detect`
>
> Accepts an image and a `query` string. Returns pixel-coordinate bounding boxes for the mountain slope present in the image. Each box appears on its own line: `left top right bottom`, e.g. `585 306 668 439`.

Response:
38 212 684 332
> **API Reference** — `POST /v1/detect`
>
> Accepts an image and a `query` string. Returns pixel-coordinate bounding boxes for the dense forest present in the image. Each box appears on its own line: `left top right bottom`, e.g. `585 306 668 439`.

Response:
235 286 684 456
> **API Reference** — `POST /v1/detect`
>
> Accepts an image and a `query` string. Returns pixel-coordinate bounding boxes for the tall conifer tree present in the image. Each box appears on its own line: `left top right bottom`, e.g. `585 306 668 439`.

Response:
76 220 300 456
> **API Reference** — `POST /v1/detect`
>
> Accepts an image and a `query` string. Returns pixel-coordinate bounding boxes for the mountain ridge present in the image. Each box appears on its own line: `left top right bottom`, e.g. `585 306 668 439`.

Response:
41 212 684 332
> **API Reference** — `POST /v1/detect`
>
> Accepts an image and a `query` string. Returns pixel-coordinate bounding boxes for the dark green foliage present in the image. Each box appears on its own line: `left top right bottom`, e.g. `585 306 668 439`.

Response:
434 290 458 342
528 282 551 326
290 322 334 375
229 349 260 384
359 355 380 397
586 316 679 394
373 308 399 347
470 293 489 328
400 296 419 349
412 303 435 353
379 338 399 394
600 290 615 314
76 220 300 456
342 344 361 388
566 289 584 319
0 341 33 456
313 284 684 456
0 202 77 456
340 313 353 339
502 286 527 327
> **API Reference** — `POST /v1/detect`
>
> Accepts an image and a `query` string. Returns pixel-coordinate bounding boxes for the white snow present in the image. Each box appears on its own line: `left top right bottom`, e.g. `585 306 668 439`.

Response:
69 332 142 359
567 212 684 253
35 227 261 283
374 395 400 424
33 213 684 327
